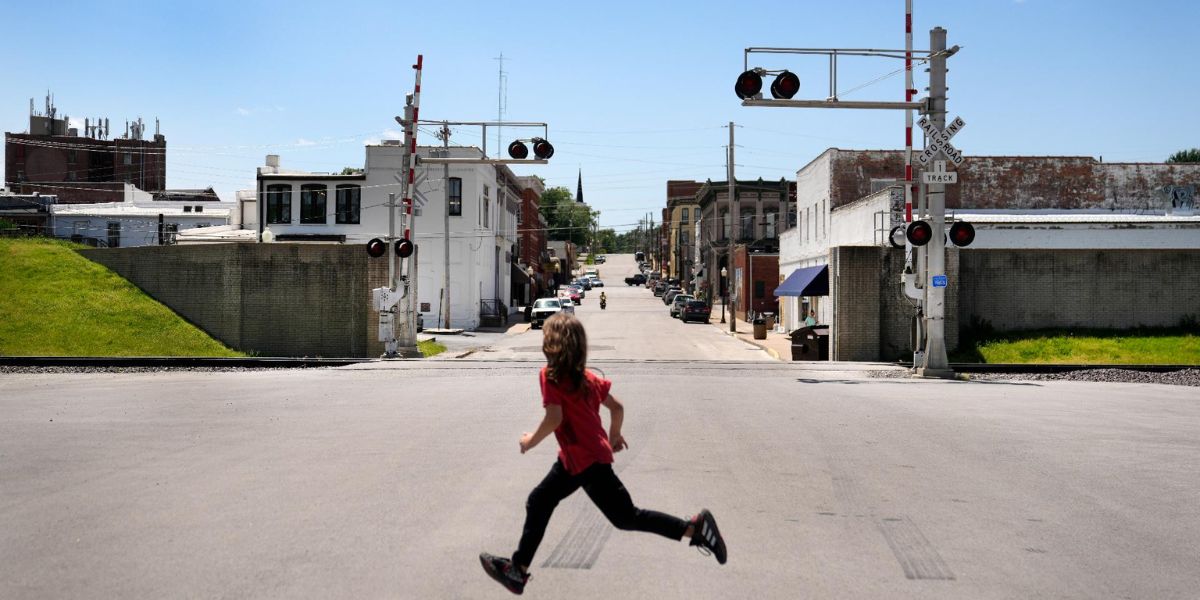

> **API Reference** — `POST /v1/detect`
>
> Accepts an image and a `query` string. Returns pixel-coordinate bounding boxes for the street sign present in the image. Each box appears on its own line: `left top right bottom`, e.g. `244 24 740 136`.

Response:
922 160 958 184
932 275 948 288
916 116 966 167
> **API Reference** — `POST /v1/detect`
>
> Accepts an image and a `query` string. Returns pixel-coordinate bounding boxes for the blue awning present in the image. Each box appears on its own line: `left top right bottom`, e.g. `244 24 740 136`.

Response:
774 265 829 297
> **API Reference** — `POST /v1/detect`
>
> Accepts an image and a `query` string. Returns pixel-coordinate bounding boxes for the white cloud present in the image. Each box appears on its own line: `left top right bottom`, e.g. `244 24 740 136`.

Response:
296 138 317 147
235 107 251 116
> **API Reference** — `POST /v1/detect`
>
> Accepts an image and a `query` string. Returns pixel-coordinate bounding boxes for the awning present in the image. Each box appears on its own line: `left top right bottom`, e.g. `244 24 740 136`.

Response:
774 265 828 297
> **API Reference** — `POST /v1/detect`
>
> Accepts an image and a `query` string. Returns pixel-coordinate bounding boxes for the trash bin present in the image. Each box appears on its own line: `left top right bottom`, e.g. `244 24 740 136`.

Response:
790 326 830 361
753 316 768 340
762 312 776 330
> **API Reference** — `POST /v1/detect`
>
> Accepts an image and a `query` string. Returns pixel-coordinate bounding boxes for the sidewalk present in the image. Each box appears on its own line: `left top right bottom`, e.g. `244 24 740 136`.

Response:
706 301 792 361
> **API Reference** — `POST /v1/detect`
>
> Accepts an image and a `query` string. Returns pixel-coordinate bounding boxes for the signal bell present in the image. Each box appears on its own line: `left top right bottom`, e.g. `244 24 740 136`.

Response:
734 70 763 99
906 221 933 246
507 140 528 159
366 238 387 258
948 221 976 247
395 238 415 258
770 71 800 99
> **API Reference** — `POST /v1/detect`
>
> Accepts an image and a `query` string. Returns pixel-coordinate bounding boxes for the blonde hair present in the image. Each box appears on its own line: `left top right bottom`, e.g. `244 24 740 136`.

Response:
542 312 588 390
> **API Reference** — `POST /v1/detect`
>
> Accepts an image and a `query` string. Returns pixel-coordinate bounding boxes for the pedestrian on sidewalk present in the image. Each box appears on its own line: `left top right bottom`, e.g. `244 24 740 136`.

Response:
805 310 817 327
480 312 727 595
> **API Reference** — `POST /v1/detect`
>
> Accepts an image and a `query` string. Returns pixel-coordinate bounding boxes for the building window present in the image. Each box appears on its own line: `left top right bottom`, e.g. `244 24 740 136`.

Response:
483 186 491 228
448 177 462 216
336 184 361 224
721 209 730 240
300 184 327 224
123 153 133 165
68 149 77 164
754 280 765 299
766 210 778 238
66 171 77 181
266 184 292 224
184 206 193 213
107 222 121 248
741 214 755 240
681 207 690 224
165 223 179 245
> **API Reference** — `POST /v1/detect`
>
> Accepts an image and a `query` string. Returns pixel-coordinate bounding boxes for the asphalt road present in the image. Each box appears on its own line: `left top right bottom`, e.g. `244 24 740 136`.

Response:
2 255 1198 599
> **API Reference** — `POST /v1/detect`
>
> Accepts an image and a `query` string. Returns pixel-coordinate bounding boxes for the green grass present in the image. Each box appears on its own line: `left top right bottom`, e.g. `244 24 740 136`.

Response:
0 238 244 357
418 339 446 358
951 325 1200 365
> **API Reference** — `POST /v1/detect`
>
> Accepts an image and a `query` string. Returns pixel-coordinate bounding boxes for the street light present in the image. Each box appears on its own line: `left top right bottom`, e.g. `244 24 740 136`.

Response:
720 266 728 324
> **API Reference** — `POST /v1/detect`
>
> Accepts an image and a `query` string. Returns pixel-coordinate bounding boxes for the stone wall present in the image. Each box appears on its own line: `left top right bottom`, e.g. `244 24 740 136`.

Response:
831 245 1200 362
958 250 1200 331
80 244 387 357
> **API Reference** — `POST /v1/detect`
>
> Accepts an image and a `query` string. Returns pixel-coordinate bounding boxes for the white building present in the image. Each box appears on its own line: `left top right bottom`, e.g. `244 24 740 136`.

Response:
50 184 231 247
245 144 526 330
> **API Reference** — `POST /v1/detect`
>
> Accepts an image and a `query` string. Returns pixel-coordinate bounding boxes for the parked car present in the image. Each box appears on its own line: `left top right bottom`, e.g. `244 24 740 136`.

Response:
561 287 583 304
530 298 562 329
566 284 584 300
559 298 575 314
625 273 647 286
595 255 606 264
590 278 604 287
575 278 593 291
681 300 712 323
653 282 668 296
670 294 695 318
663 287 682 305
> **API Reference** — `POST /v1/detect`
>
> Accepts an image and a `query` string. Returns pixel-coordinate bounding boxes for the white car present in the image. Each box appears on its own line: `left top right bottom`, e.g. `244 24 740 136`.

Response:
559 299 576 314
530 298 562 329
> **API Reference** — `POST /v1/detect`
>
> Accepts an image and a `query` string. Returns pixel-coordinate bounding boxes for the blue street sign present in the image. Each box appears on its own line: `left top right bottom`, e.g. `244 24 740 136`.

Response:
932 275 948 288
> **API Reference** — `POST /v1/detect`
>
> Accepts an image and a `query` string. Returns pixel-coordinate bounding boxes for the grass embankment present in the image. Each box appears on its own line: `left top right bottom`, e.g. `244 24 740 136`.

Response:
418 340 446 358
0 238 244 357
952 324 1200 365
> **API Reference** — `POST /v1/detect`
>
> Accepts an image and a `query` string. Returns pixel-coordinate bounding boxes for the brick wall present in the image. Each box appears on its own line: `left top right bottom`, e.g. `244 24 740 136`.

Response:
80 244 387 357
959 249 1200 331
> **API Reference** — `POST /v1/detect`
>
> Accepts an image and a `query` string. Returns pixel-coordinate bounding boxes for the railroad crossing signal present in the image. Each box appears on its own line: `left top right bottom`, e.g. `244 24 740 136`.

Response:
916 115 966 166
922 160 958 184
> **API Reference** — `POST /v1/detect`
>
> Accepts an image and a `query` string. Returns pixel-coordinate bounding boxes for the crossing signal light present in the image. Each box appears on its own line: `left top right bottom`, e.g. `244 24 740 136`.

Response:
366 238 387 258
507 140 528 159
948 221 976 247
770 71 800 99
906 221 933 246
395 238 415 258
532 138 554 160
735 70 763 99
888 225 906 248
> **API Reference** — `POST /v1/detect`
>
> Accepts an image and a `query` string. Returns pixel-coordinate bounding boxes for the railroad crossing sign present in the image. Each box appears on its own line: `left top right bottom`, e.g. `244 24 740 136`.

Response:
922 160 958 184
916 115 966 167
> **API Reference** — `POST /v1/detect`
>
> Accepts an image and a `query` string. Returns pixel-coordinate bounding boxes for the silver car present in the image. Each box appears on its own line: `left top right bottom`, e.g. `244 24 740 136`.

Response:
529 298 562 329
670 294 694 318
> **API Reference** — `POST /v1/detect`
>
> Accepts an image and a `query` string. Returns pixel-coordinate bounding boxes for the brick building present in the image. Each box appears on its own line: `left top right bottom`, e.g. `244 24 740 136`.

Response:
515 176 549 302
5 97 166 203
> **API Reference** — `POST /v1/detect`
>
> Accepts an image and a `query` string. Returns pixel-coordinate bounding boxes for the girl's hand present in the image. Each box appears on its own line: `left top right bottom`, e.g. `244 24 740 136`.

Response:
610 434 629 453
519 432 535 454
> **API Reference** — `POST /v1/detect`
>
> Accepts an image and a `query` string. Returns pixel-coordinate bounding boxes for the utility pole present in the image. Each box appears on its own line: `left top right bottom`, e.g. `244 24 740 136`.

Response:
439 121 452 329
917 26 953 377
727 121 737 333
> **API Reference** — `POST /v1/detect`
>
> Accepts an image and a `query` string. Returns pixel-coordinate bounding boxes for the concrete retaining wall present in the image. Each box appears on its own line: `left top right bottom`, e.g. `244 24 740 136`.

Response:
80 244 387 357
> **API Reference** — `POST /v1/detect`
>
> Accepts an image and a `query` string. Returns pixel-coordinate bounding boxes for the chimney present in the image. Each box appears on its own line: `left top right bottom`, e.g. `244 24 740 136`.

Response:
266 154 280 168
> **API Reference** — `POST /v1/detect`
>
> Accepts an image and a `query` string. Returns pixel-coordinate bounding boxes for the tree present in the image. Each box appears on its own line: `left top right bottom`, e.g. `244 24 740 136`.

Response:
1166 149 1200 163
540 187 596 247
340 167 364 175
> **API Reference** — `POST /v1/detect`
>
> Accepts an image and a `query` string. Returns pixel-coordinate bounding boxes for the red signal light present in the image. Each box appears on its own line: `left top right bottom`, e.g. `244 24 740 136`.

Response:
507 140 528 159
735 70 763 99
770 71 800 99
906 221 933 246
366 238 387 258
532 138 554 160
395 238 415 258
948 221 976 247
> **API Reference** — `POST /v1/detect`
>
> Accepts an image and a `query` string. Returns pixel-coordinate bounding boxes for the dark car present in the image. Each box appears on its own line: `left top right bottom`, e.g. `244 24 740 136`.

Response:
681 300 712 323
653 281 668 296
625 273 647 286
663 287 682 305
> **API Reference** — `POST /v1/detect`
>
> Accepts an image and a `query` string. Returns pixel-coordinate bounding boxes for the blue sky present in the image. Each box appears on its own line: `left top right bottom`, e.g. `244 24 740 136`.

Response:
4 0 1197 231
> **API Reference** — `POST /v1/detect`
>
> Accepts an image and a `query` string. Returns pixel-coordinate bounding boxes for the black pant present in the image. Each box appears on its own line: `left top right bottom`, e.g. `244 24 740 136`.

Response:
512 459 689 568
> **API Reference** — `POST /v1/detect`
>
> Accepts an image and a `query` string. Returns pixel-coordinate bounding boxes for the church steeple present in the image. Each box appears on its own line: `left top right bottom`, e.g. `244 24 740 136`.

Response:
576 168 584 203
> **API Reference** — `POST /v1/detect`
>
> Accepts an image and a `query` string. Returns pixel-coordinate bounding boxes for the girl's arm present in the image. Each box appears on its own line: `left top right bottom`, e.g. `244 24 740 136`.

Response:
519 404 563 454
602 393 628 452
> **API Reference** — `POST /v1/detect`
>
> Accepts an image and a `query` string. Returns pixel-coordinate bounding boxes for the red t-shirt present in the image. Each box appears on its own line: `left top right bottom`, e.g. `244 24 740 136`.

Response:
540 367 614 475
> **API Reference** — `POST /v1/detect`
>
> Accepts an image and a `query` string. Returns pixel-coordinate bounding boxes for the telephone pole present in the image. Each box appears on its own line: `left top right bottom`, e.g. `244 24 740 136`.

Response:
439 121 452 329
727 121 736 333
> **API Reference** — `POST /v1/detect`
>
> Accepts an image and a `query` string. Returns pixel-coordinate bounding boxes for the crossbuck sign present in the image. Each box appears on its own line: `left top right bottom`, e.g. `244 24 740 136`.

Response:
916 116 966 167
